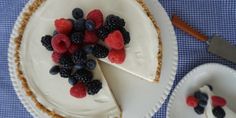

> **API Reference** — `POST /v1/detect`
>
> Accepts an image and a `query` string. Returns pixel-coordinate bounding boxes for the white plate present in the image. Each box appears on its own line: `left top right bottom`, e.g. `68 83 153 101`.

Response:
8 0 178 117
167 63 236 118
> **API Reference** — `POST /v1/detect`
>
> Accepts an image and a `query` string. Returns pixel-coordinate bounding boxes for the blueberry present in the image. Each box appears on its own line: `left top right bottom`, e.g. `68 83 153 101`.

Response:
194 105 204 115
74 62 85 70
207 84 213 91
73 18 85 32
194 91 208 101
68 77 78 85
49 65 60 75
198 100 207 108
72 8 84 19
85 20 95 31
83 45 94 54
212 107 225 118
70 32 84 44
86 59 96 70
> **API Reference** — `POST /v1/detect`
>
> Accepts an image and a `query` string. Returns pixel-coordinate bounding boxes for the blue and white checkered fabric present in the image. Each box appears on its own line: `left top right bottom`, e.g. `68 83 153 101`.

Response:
0 0 236 118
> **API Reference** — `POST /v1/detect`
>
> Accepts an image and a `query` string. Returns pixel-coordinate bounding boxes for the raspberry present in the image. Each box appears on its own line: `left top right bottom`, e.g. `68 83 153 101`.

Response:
108 49 126 64
86 80 102 95
54 18 73 34
68 44 79 54
105 30 124 50
70 82 86 98
92 44 109 58
84 31 98 44
211 96 227 107
52 34 71 53
51 52 62 63
87 9 103 29
41 35 53 51
186 96 198 107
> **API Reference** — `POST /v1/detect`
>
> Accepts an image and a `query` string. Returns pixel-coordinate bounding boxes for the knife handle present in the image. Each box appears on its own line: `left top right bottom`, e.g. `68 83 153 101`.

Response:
171 15 208 41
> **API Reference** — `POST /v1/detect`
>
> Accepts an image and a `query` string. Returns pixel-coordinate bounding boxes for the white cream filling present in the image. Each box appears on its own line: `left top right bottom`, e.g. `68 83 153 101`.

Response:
200 86 236 118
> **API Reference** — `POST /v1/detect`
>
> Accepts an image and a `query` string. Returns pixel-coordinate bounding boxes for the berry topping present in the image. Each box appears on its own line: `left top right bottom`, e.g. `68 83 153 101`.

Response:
105 15 125 31
119 27 130 44
212 96 227 107
84 31 98 44
198 100 207 108
105 30 124 50
86 80 102 95
72 8 84 19
194 91 208 101
55 18 73 34
212 106 225 118
108 49 126 64
82 44 94 54
68 44 79 54
59 54 74 68
73 18 86 32
49 65 60 75
68 77 78 86
41 35 53 51
96 26 110 40
87 9 103 29
70 82 86 98
92 44 109 58
186 96 198 108
194 105 205 115
59 67 71 78
51 51 62 63
74 69 93 84
52 34 71 53
86 59 96 70
70 32 84 44
85 20 95 31
71 50 87 64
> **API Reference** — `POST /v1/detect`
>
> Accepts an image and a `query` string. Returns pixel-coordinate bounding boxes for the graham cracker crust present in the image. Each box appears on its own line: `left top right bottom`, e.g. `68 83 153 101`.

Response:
13 0 163 117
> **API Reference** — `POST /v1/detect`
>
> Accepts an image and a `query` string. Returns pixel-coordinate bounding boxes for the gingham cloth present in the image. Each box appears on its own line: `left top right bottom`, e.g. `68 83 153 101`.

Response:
0 0 236 118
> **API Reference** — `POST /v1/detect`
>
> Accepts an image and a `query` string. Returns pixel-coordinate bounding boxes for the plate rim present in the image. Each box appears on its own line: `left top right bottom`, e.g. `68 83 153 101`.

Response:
8 0 178 117
166 63 236 118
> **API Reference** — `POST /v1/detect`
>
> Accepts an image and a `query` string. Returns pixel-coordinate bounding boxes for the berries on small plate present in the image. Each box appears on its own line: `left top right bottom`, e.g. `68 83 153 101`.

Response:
41 35 53 51
108 49 126 64
198 100 207 108
70 32 84 44
85 20 95 31
212 106 225 118
86 80 102 95
186 96 198 108
54 18 73 34
194 105 205 115
84 31 98 44
211 96 227 107
52 34 71 53
70 82 87 98
87 9 103 29
92 44 109 58
72 8 84 19
105 30 124 50
49 65 60 75
194 91 209 101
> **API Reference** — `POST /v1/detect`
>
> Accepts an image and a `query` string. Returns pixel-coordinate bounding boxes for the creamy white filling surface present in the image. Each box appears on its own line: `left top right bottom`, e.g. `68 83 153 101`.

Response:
200 86 236 118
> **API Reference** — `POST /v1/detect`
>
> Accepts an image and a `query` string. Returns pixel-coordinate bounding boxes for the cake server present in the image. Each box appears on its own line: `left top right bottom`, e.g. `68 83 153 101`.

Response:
171 15 236 63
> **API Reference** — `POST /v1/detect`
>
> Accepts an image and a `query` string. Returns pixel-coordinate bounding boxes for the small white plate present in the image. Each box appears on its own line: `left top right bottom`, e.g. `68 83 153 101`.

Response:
167 63 236 118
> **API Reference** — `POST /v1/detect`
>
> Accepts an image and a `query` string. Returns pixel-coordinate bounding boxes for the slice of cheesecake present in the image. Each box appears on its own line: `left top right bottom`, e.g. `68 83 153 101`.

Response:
199 86 236 118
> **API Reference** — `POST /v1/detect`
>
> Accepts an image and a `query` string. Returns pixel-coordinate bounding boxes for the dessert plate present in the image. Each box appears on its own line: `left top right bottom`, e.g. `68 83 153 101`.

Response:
8 0 178 117
167 63 236 118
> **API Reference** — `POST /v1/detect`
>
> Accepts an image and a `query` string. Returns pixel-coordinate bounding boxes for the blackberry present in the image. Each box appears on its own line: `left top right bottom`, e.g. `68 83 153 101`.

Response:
86 59 96 70
59 67 72 78
96 26 110 40
119 27 130 44
59 54 74 68
92 44 109 58
41 35 53 51
71 50 87 64
86 80 102 95
194 105 204 115
70 32 84 44
49 65 60 75
105 15 125 31
198 100 207 108
73 18 85 32
213 107 225 118
72 8 84 19
74 69 93 84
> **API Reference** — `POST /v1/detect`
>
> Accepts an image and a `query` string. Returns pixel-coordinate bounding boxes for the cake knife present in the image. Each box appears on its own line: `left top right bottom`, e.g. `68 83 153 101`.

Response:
171 15 236 63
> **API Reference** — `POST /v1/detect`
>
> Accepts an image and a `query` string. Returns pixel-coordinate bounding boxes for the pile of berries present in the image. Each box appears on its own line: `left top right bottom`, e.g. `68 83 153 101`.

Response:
186 85 227 118
41 8 130 98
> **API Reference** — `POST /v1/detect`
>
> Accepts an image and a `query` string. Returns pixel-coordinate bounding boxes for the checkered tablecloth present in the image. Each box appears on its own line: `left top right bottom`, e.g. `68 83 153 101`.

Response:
1 0 236 118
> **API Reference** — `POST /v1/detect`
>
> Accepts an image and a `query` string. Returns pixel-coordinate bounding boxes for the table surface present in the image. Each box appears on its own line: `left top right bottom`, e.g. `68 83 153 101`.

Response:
0 0 236 118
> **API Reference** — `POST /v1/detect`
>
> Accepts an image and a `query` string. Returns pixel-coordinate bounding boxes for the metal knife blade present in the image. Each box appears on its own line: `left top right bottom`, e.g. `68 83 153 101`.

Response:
208 35 236 63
